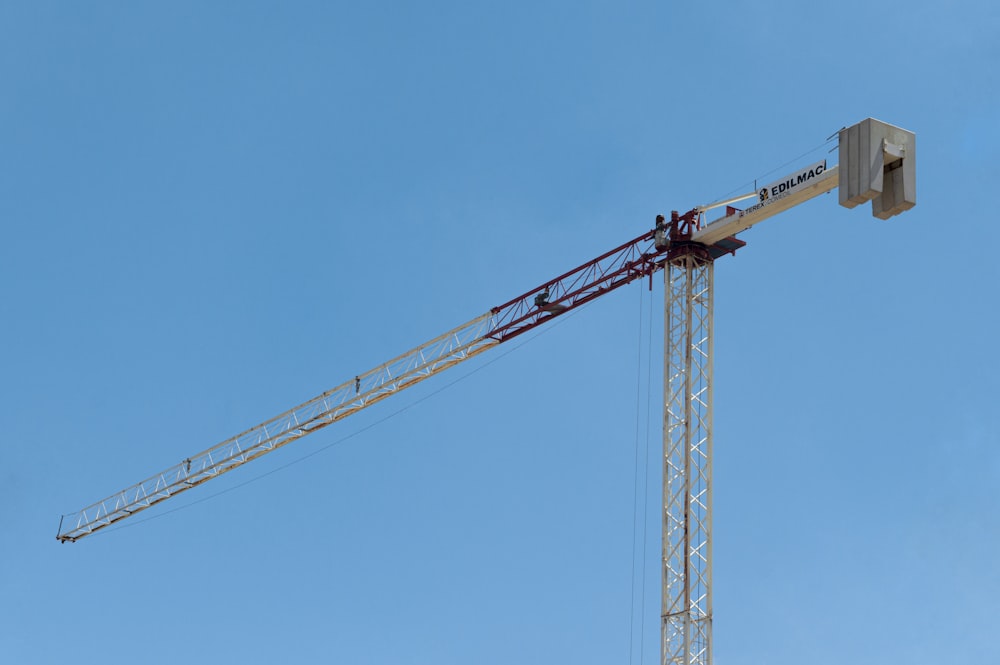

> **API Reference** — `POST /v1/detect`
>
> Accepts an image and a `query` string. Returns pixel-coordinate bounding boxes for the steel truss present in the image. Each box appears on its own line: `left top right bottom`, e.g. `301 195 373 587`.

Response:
662 248 714 665
56 315 500 542
57 229 680 543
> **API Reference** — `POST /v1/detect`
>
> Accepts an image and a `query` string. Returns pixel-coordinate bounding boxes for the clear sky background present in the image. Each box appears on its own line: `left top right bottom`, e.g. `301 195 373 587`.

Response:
2 2 998 664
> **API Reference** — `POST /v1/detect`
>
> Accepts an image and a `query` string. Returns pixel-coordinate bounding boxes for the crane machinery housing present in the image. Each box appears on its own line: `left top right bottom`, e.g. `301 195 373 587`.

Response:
56 117 917 665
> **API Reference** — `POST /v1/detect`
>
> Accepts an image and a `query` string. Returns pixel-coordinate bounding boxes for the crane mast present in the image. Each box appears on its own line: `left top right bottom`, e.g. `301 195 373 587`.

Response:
57 118 917 665
663 217 717 665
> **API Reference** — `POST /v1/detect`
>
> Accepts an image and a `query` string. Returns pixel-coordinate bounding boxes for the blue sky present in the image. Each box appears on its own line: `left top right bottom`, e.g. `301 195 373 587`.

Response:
2 2 998 664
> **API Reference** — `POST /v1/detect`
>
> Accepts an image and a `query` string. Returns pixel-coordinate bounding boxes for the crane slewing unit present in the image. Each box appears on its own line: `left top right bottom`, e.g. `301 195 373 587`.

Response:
56 118 916 665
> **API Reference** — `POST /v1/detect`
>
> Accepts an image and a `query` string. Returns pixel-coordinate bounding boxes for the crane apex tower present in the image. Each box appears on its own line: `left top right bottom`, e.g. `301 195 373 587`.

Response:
838 117 916 219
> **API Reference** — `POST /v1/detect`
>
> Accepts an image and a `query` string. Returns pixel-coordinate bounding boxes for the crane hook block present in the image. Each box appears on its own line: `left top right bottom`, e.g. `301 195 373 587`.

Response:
838 118 916 220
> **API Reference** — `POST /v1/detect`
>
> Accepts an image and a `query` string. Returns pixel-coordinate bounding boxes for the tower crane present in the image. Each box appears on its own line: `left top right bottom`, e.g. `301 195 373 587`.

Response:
56 118 917 665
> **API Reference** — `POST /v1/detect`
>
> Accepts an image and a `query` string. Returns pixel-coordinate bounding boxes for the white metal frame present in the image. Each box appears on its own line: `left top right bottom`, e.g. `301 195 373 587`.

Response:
663 253 714 665
56 314 499 541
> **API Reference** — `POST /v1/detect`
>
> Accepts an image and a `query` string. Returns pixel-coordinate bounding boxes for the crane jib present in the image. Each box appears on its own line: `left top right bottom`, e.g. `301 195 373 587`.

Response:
55 219 742 543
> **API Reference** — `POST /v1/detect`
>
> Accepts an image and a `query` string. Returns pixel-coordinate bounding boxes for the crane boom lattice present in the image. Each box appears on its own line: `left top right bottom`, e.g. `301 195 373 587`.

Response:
56 314 499 542
58 227 733 543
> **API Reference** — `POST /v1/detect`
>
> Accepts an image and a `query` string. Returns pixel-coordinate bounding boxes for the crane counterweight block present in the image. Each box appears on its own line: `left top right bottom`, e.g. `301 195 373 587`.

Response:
838 117 916 219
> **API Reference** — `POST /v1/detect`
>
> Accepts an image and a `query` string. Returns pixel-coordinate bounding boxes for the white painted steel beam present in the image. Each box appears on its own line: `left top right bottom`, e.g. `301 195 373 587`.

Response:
692 165 839 247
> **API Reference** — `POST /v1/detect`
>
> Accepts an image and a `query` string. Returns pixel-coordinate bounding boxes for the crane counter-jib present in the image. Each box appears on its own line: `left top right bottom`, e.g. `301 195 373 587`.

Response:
693 162 839 246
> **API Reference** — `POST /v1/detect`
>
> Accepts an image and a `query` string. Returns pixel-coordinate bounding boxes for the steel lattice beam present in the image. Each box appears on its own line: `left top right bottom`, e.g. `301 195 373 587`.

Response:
59 227 725 543
56 314 501 542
